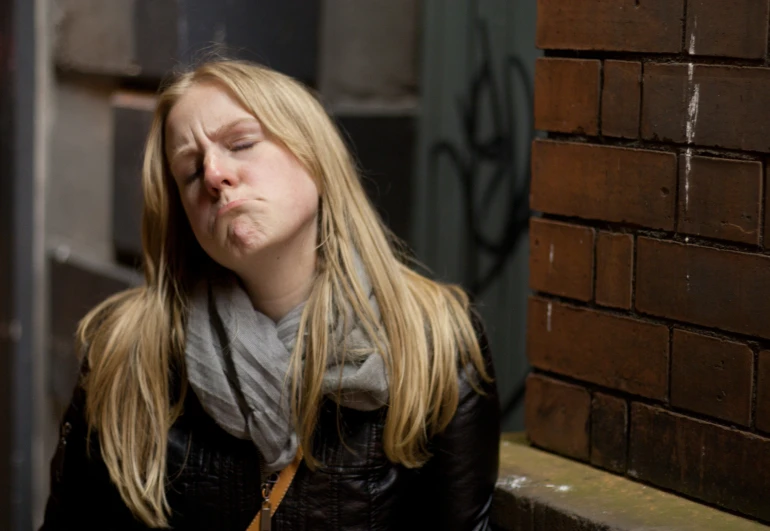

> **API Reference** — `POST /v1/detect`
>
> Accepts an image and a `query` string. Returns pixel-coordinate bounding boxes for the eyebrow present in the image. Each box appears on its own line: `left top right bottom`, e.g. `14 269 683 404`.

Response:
168 117 260 161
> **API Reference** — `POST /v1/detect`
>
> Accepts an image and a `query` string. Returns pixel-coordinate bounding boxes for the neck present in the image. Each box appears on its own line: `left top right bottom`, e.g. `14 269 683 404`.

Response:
236 229 317 323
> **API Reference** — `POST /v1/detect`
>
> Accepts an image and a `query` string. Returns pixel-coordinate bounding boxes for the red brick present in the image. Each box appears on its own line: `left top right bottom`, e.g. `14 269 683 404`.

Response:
678 154 761 245
525 374 590 461
764 166 770 250
686 0 769 59
671 329 753 426
601 60 641 139
591 393 628 473
636 238 770 340
536 0 684 53
529 219 594 301
595 232 633 309
534 58 600 135
629 403 770 522
530 140 676 230
527 297 669 399
757 351 770 433
642 63 770 153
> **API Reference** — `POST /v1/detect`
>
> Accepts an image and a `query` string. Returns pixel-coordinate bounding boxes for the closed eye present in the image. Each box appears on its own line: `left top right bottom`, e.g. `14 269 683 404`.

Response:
231 142 255 152
185 165 203 184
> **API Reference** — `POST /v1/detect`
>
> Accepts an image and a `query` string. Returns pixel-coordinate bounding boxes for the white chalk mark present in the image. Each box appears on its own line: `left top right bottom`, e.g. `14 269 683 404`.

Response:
684 148 692 213
547 302 553 332
683 48 700 215
497 475 529 490
544 484 572 492
688 18 697 55
686 84 700 142
549 244 555 266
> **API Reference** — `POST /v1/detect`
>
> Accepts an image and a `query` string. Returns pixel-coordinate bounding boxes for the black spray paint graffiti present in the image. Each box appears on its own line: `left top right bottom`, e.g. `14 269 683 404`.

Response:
429 19 533 296
428 18 534 417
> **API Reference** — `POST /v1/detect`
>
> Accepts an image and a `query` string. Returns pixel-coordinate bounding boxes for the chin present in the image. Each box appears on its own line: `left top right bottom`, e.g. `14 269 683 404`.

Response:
222 219 270 257
198 219 264 265
227 224 265 250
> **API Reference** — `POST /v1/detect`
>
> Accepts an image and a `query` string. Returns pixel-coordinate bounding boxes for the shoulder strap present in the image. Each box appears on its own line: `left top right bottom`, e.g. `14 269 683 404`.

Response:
247 448 304 531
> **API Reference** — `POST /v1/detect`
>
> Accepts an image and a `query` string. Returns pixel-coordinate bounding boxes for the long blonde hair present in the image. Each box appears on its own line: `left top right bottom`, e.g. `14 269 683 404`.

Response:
78 60 490 528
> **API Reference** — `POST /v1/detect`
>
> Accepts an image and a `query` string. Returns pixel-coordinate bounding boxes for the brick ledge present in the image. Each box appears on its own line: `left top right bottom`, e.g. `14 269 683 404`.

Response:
491 433 766 530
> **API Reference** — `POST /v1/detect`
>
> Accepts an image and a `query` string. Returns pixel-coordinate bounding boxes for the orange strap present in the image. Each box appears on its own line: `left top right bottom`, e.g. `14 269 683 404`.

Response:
247 448 303 531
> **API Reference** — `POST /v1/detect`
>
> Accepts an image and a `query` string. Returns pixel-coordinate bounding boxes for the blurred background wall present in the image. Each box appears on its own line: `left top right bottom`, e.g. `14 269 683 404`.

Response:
0 1 538 528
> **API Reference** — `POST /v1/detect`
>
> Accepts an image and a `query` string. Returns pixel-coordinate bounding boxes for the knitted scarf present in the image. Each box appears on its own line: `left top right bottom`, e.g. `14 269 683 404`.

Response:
185 266 389 474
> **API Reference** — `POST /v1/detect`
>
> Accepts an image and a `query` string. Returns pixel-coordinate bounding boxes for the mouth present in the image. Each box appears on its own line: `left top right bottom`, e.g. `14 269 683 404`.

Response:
216 198 248 218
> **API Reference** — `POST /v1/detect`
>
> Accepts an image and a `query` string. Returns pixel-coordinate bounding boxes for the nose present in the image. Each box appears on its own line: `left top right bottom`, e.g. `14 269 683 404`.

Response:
202 150 237 197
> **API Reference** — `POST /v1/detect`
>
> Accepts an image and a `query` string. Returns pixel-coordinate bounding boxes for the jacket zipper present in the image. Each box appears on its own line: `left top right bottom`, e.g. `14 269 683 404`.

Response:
54 421 72 484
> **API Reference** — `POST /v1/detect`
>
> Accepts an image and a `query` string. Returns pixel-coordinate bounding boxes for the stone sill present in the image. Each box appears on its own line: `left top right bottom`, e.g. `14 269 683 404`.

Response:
491 433 767 531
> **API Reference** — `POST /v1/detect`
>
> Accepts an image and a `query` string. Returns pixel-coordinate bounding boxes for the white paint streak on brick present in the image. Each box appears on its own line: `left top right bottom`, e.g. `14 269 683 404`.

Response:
684 31 701 215
549 243 554 266
688 18 697 55
547 302 553 333
684 148 693 213
686 83 701 141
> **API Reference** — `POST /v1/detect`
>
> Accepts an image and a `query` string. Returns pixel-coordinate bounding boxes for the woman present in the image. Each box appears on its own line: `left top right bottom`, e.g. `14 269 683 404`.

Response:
41 60 500 530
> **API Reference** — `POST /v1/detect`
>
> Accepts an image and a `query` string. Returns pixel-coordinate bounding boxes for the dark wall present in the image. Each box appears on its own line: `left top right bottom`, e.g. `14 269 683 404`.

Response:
1 0 36 528
337 114 416 249
0 0 14 525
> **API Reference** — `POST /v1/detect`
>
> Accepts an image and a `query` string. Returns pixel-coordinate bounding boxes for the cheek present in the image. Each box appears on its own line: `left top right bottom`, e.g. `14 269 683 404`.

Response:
302 191 320 219
287 171 320 216
285 186 319 227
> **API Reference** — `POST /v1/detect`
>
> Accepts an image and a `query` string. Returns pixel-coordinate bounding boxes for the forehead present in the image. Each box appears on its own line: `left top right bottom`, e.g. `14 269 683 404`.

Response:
165 82 255 144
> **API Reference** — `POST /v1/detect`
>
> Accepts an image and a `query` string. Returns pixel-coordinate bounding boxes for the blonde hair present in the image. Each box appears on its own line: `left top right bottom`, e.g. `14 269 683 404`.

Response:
78 60 490 528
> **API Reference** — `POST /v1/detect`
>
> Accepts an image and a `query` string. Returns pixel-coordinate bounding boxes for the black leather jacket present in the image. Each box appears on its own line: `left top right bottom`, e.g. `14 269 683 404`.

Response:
40 333 500 530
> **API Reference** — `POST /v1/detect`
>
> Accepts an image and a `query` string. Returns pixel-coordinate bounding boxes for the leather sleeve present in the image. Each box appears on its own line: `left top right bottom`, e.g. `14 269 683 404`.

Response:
419 312 501 531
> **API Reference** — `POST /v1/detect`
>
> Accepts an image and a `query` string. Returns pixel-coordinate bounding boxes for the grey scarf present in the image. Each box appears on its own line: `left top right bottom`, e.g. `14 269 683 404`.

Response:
185 268 389 475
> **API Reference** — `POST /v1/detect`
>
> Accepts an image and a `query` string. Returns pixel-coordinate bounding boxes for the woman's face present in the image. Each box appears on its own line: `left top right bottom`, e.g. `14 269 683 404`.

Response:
164 82 320 274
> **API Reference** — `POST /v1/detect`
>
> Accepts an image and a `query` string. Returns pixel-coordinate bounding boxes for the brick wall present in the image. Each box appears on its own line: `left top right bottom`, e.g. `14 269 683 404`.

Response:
527 0 770 523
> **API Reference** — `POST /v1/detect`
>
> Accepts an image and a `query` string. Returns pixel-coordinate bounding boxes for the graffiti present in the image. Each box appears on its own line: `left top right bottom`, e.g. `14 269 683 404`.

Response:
428 17 533 418
428 18 533 296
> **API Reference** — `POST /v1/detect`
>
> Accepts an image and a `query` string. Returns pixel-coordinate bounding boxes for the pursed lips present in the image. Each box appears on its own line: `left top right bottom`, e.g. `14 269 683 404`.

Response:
216 198 247 218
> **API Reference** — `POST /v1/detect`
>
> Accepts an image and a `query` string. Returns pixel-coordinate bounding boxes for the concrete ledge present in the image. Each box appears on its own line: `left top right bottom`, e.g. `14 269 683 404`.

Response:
492 433 767 530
